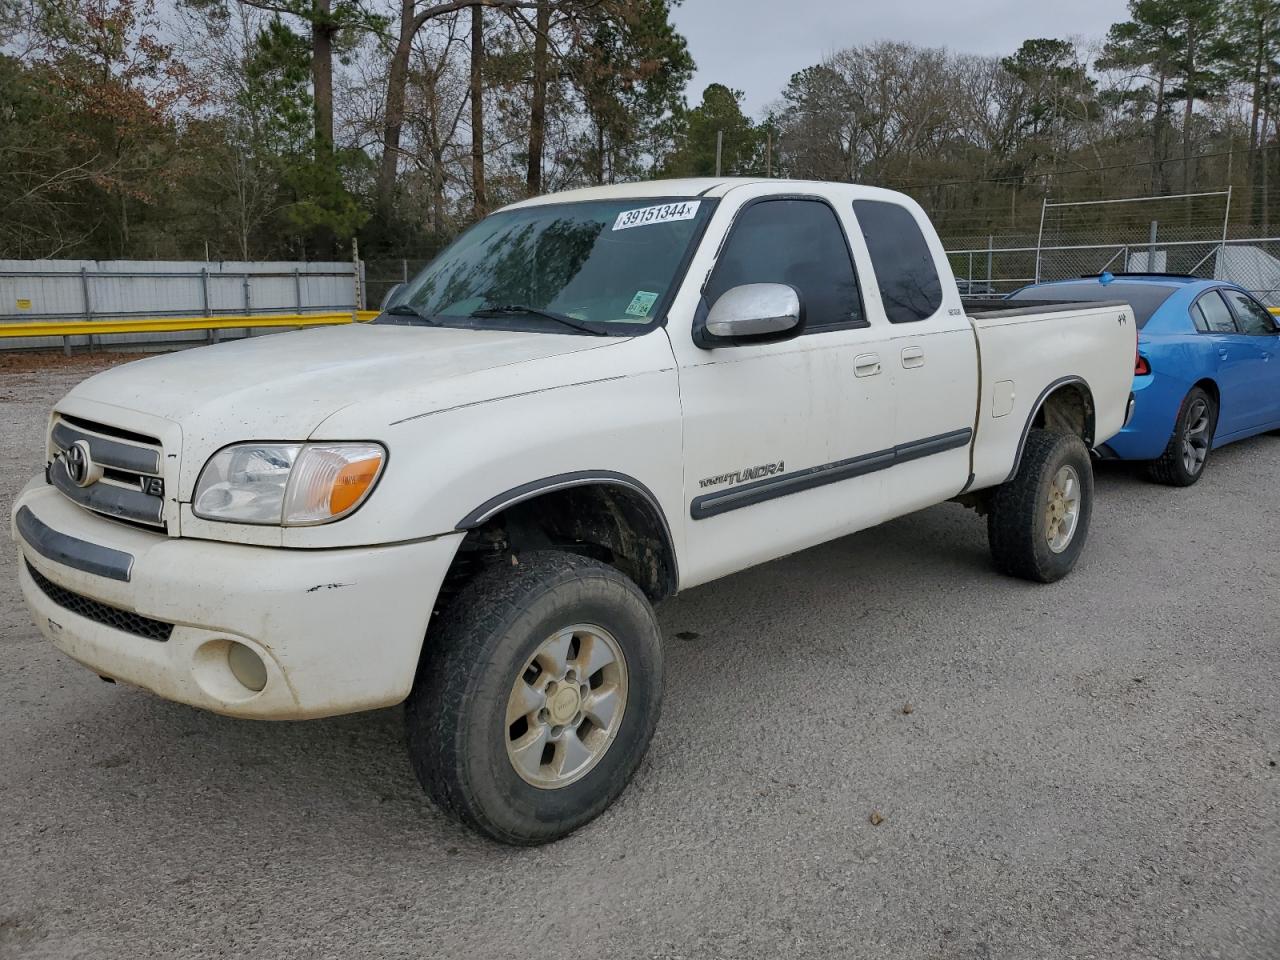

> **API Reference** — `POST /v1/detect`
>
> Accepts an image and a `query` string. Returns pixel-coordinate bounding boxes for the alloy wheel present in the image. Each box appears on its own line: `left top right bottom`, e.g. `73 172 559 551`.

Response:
1045 464 1081 554
505 624 629 789
1181 398 1211 476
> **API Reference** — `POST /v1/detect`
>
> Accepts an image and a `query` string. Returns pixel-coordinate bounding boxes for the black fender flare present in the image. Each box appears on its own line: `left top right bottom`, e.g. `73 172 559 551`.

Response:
455 470 679 594
1003 376 1095 484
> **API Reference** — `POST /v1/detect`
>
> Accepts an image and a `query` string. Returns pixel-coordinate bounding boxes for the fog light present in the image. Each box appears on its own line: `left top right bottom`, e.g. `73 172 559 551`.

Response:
227 641 267 692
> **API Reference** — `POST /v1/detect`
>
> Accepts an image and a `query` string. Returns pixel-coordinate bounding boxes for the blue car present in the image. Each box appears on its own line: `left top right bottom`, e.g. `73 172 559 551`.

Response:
1009 274 1280 485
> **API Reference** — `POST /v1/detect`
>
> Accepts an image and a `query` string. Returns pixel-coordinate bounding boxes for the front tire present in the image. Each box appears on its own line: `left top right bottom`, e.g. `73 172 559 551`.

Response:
1146 387 1217 487
987 429 1094 583
405 551 664 845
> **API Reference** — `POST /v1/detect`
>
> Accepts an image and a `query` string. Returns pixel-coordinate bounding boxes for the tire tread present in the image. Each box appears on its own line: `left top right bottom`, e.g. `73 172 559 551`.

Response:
1146 387 1215 487
987 429 1092 583
406 550 659 844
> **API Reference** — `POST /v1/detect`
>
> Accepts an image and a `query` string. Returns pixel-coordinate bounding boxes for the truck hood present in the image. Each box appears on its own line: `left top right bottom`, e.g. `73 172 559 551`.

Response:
63 323 624 449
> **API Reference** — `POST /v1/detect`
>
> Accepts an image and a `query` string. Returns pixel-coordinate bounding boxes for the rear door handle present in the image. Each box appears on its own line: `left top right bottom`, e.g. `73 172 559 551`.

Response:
1218 347 1229 359
901 346 925 369
854 353 881 377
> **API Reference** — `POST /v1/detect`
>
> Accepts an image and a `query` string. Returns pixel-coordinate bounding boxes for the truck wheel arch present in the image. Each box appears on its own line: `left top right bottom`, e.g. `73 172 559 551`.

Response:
452 471 679 602
1005 377 1096 483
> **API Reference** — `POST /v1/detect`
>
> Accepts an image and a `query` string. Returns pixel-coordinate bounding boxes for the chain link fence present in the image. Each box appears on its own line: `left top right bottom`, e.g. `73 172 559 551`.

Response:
362 258 436 312
946 236 1280 306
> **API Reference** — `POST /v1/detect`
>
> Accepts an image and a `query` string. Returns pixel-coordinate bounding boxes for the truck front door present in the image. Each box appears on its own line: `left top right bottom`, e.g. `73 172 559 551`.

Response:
668 186 896 588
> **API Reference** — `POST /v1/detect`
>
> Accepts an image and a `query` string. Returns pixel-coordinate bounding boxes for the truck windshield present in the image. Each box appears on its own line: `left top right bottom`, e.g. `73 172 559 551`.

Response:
383 198 713 334
1008 280 1178 328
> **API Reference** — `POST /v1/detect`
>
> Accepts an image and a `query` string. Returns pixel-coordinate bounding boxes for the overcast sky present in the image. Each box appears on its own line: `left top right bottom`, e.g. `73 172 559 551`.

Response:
670 0 1134 118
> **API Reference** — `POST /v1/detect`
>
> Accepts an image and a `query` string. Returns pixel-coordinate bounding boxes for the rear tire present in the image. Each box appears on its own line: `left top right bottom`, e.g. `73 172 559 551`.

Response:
405 550 663 845
1146 387 1216 487
987 429 1093 583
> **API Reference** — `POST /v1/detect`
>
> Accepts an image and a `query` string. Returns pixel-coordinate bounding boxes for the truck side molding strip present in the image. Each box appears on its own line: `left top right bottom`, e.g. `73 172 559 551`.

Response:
15 506 135 582
690 428 973 520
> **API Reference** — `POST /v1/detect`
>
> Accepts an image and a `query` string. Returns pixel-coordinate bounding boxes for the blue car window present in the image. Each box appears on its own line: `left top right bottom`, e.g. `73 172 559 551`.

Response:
1190 302 1211 333
1222 288 1276 335
1197 291 1238 334
1007 280 1176 328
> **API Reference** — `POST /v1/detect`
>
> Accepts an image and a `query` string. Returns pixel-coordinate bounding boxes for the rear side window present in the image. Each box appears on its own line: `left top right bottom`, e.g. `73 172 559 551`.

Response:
1222 288 1275 335
853 199 943 323
705 199 862 331
1007 280 1177 328
1190 301 1211 332
1196 291 1238 333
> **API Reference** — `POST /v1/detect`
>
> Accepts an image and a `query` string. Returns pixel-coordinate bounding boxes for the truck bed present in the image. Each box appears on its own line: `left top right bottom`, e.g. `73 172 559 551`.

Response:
964 298 1130 319
964 298 1136 492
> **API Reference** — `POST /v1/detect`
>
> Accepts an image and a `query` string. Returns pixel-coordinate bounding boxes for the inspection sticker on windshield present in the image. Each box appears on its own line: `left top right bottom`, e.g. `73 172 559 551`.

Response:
612 201 700 231
625 291 660 317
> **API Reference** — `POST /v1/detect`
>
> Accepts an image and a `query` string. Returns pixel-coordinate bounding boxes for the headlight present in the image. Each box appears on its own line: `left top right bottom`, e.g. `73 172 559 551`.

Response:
193 442 385 525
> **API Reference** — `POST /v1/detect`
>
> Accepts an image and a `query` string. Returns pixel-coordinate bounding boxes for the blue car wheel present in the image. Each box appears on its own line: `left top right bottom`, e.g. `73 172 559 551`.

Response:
1146 386 1218 487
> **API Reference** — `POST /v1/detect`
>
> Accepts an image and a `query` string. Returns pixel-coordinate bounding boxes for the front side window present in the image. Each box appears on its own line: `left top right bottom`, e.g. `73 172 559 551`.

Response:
1196 291 1239 334
1222 288 1276 335
386 198 713 333
853 199 944 323
704 199 862 331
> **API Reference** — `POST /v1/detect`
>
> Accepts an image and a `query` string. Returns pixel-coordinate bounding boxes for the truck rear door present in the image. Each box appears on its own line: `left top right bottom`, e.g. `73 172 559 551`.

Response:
848 197 979 514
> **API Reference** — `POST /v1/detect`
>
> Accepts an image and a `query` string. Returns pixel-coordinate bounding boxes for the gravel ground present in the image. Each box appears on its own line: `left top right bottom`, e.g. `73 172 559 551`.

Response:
1 353 1277 960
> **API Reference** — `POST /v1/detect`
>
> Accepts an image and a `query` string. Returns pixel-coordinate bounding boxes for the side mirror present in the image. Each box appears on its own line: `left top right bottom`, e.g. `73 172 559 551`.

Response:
701 283 801 344
380 282 406 311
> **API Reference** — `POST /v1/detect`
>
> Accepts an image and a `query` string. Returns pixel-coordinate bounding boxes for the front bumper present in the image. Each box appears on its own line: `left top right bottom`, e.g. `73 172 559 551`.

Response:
11 478 463 719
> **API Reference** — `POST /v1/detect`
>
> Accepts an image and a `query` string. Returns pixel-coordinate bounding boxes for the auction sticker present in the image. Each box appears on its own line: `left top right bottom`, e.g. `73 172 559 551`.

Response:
625 291 660 317
612 201 700 231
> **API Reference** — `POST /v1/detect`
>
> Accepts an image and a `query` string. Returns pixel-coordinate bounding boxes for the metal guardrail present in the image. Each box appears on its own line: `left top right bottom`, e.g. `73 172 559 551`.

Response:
1 258 369 351
0 311 379 340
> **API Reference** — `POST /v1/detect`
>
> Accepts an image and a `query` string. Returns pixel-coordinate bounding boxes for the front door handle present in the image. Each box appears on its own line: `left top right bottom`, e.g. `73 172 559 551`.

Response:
854 353 881 377
901 346 925 369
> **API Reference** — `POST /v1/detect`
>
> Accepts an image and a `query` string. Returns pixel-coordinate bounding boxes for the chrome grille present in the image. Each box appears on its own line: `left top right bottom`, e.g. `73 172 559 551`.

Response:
48 415 166 529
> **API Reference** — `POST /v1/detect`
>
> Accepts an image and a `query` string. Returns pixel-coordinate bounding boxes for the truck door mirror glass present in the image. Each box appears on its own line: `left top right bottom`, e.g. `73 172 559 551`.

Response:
703 283 801 343
380 282 406 311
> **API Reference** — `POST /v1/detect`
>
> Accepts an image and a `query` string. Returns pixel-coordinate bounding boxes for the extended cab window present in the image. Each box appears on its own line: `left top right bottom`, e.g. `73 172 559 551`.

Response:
853 199 943 323
705 199 862 331
1222 288 1276 335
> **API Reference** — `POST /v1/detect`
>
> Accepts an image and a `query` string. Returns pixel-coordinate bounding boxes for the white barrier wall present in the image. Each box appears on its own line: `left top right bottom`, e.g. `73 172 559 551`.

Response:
0 259 363 350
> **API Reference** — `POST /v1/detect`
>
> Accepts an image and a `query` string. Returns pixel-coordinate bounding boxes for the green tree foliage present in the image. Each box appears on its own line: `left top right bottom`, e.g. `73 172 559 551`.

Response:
1 0 204 256
8 0 1280 260
662 83 761 177
566 0 693 183
770 65 854 181
1100 0 1229 193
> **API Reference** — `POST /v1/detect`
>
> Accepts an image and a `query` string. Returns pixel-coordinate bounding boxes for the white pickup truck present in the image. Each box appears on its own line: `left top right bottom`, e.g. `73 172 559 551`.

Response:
11 179 1135 844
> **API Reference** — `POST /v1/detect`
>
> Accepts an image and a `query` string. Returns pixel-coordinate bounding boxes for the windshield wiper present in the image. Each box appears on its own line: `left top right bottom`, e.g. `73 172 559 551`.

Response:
381 302 439 325
469 304 606 336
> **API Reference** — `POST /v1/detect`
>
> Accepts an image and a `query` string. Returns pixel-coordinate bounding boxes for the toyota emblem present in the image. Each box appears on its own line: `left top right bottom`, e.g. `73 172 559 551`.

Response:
65 440 96 487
